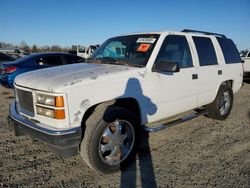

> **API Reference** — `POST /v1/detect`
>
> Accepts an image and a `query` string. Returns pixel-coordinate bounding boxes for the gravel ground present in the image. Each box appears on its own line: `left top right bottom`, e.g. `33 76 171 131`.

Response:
0 82 249 187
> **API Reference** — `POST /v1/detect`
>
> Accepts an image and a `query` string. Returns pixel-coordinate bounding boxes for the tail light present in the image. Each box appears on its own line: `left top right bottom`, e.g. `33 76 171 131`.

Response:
4 66 17 73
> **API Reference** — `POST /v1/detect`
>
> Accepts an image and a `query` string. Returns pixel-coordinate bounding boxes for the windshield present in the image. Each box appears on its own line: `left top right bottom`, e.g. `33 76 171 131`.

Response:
89 34 160 67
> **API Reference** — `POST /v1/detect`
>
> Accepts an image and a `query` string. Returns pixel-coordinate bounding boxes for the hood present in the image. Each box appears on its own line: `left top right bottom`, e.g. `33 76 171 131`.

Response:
14 63 139 92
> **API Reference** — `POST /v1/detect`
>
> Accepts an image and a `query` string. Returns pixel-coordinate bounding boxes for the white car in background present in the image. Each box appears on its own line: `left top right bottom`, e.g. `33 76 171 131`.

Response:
242 51 250 79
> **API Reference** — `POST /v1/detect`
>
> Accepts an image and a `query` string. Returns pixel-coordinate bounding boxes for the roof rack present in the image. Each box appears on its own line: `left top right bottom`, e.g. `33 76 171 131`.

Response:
182 29 226 38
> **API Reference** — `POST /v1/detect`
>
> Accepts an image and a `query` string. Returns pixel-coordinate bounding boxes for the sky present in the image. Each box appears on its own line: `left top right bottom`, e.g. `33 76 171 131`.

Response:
0 0 249 50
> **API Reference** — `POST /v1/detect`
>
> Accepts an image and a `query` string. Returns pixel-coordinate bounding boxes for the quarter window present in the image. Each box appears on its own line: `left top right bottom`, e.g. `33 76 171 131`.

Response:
216 37 241 64
193 37 218 66
156 35 193 68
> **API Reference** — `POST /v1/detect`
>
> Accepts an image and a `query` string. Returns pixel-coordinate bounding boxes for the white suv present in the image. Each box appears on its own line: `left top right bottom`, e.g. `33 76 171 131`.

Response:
9 29 243 173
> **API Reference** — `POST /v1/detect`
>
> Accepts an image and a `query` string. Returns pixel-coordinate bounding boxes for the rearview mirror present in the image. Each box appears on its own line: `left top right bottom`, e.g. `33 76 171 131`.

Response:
154 60 180 73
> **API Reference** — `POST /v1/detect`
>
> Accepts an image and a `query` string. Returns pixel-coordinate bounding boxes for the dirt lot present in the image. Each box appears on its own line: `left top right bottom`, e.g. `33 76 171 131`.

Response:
0 83 249 187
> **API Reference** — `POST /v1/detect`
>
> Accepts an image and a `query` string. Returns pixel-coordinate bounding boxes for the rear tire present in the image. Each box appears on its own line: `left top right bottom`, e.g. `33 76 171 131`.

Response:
206 85 233 120
80 105 139 174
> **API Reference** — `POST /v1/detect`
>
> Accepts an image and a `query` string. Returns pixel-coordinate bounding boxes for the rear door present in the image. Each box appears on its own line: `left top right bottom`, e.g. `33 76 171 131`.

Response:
191 36 221 106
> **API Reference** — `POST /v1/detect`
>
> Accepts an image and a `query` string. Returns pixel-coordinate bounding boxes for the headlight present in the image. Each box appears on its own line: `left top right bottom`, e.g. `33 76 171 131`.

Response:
36 106 55 118
36 106 65 119
36 94 64 107
36 93 65 119
37 94 55 106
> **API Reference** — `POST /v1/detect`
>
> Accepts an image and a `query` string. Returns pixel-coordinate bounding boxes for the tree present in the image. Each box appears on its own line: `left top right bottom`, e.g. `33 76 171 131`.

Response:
20 40 28 49
32 44 38 53
51 45 61 52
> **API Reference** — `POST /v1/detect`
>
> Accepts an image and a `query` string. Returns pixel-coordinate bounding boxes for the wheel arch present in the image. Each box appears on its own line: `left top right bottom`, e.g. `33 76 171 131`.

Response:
80 97 141 137
215 79 233 95
221 80 233 88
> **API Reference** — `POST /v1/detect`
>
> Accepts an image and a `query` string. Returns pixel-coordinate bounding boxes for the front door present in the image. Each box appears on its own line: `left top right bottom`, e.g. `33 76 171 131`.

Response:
144 35 198 123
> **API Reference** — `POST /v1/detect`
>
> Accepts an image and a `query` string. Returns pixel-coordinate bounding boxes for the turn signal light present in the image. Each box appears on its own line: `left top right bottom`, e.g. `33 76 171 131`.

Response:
55 96 64 107
55 109 65 119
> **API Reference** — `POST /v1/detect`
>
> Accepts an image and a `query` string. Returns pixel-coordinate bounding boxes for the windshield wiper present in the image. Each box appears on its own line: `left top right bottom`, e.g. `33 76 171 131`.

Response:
117 61 144 67
87 57 144 67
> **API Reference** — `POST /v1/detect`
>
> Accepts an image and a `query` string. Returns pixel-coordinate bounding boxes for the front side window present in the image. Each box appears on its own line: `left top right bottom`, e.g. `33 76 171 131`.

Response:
216 37 241 64
193 37 218 66
90 34 160 67
156 35 193 68
64 55 84 64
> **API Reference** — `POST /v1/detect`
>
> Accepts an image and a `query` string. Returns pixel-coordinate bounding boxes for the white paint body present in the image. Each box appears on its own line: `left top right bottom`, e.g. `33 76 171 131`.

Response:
14 31 243 131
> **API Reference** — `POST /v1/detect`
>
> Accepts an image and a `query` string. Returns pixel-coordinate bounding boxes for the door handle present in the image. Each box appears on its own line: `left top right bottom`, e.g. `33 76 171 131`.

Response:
192 74 198 80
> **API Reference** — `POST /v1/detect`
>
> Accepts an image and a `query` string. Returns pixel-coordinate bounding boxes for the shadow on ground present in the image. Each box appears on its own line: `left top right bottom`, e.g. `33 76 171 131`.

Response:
120 130 157 188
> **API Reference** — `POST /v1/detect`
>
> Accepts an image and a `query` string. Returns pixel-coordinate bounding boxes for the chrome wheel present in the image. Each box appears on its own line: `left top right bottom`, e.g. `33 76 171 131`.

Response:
219 91 231 115
99 120 135 165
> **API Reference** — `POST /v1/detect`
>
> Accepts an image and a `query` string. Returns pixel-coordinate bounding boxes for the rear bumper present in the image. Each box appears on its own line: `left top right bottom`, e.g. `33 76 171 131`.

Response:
9 100 82 157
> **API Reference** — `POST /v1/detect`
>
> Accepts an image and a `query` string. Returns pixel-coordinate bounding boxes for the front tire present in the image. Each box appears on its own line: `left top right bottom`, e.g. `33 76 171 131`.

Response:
206 85 234 120
80 105 139 173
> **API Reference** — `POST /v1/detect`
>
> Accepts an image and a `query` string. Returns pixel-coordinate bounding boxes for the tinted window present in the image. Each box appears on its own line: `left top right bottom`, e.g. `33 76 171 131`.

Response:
248 52 250 58
36 56 63 66
156 35 193 68
0 53 14 61
64 55 84 64
193 37 218 66
216 37 241 64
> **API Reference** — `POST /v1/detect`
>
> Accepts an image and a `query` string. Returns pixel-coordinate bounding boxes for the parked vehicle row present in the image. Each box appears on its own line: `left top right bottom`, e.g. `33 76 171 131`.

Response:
0 52 16 64
0 53 84 88
8 29 243 174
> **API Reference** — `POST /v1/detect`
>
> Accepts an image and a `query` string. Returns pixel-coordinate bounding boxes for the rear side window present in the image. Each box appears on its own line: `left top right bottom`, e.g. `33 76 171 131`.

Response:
36 56 63 66
193 37 218 66
216 37 241 64
156 35 193 68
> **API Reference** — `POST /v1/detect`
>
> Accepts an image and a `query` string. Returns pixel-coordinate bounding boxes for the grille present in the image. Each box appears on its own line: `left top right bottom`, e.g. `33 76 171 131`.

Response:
16 89 34 115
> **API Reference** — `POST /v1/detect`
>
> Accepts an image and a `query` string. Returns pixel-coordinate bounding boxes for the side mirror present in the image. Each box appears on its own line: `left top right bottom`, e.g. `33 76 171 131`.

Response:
154 60 180 73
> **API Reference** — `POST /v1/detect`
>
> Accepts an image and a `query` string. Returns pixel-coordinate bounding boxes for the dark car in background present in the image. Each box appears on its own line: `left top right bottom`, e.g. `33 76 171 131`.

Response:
0 52 16 64
0 52 85 88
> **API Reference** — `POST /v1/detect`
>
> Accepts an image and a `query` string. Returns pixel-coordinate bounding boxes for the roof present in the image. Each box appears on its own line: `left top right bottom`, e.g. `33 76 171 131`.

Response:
115 29 227 38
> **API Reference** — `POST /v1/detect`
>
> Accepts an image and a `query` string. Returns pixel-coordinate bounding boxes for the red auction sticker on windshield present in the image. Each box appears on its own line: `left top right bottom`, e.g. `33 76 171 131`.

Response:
137 43 151 52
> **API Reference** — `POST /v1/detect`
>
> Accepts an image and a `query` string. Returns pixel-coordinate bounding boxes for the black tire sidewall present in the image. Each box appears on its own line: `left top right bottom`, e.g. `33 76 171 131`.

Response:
213 85 234 120
87 106 139 173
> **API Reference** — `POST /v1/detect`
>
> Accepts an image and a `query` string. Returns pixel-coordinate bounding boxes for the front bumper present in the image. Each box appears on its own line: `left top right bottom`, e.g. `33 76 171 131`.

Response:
9 100 82 157
0 75 13 88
